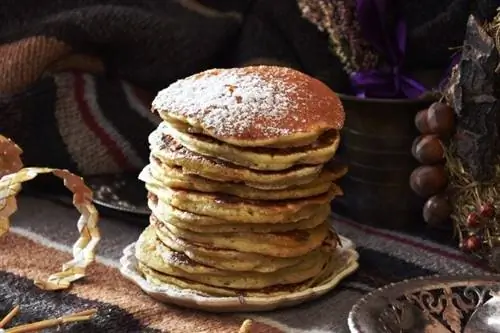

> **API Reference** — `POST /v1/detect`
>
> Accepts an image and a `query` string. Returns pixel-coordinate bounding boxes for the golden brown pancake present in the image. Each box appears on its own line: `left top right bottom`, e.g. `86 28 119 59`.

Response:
148 198 331 233
152 66 345 148
148 130 324 190
141 158 347 200
138 262 313 297
161 122 341 170
136 236 355 298
146 183 340 224
152 215 330 258
153 220 332 272
135 226 328 289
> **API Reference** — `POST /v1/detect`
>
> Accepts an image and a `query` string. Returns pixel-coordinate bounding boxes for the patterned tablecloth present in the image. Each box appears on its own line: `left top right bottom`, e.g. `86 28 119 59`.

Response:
0 196 491 332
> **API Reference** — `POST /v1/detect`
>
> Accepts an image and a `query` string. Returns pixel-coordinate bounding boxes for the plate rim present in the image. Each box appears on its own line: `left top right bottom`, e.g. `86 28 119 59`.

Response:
119 235 359 312
347 273 500 333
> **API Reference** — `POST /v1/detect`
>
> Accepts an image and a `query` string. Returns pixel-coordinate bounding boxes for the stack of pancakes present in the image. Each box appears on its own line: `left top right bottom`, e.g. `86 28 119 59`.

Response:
135 66 347 297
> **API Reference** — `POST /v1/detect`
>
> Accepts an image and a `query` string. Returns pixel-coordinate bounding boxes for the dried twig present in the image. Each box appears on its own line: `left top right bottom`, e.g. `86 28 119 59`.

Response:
238 319 253 333
0 306 19 328
3 309 97 333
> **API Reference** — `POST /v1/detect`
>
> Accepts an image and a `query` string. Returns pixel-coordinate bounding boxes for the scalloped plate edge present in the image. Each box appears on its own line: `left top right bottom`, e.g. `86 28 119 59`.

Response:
119 235 359 312
347 274 500 333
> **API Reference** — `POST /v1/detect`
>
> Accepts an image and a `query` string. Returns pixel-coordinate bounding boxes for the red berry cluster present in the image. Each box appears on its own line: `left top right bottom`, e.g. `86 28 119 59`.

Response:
460 203 496 251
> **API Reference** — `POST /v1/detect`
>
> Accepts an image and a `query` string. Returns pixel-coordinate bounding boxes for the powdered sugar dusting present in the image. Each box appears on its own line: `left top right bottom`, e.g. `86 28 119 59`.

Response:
152 66 344 141
154 69 294 138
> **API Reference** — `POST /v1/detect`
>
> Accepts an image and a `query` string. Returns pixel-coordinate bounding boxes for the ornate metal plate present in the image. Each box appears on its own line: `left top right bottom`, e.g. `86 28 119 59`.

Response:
348 275 500 333
87 173 150 215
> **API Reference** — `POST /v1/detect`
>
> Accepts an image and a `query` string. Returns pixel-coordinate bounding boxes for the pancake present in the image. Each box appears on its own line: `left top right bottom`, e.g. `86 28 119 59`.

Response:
148 198 330 233
146 183 340 224
152 215 330 258
135 226 328 289
149 129 323 190
138 225 329 273
141 158 347 201
152 66 345 148
137 241 350 298
161 121 341 171
153 221 331 272
138 262 320 297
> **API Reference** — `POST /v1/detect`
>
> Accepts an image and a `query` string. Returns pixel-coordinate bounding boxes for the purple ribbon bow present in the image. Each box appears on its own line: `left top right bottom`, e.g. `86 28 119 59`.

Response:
351 0 427 99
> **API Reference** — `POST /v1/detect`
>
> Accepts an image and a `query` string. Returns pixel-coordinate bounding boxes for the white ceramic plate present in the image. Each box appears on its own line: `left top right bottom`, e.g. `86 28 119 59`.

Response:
119 235 359 312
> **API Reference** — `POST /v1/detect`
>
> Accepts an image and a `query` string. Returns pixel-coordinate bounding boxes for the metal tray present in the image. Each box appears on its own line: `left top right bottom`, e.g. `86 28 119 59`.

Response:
348 275 500 333
87 173 150 215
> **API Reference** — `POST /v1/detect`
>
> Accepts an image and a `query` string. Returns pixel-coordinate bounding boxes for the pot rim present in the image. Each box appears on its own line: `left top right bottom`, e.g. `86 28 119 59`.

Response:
337 92 436 105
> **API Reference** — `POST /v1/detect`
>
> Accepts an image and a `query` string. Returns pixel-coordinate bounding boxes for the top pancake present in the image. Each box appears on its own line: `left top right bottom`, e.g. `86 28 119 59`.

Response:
152 66 345 148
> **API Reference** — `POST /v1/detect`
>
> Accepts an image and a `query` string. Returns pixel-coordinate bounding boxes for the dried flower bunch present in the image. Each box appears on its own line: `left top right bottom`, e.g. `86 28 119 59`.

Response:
298 0 427 98
297 0 379 73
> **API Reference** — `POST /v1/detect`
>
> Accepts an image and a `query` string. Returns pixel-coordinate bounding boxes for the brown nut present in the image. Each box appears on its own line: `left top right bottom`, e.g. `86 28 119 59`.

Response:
411 134 445 164
410 165 448 197
423 194 452 227
414 102 455 137
415 109 430 134
427 102 455 137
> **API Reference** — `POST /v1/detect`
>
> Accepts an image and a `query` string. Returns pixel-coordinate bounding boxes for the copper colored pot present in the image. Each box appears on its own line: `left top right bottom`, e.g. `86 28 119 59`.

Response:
333 94 435 229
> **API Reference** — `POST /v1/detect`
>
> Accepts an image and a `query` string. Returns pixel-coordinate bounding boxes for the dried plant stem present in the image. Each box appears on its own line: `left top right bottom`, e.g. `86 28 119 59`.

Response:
0 306 19 328
4 309 97 333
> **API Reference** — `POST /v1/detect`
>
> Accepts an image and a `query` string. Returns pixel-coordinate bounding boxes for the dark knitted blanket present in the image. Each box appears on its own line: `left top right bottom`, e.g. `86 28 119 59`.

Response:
0 0 498 176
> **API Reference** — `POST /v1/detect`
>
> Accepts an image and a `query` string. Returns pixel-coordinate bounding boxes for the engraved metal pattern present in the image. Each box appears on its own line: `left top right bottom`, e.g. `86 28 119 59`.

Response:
348 275 500 333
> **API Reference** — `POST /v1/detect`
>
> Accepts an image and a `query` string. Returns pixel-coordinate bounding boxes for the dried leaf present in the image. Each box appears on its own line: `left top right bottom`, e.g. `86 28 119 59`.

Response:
0 136 22 177
445 15 500 181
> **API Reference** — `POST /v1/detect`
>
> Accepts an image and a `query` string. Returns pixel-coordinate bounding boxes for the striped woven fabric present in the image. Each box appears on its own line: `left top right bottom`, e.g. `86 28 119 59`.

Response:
0 196 491 333
1 70 158 175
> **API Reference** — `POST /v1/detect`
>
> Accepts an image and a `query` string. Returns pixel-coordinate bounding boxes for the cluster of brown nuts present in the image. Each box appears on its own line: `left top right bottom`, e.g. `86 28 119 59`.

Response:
410 102 455 227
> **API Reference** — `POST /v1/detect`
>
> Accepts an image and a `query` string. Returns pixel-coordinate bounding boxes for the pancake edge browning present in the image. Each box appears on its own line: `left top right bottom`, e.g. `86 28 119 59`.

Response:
149 130 324 190
148 198 331 233
142 158 347 201
146 183 341 224
152 66 345 148
163 122 341 171
155 218 331 258
136 226 328 289
136 245 352 298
